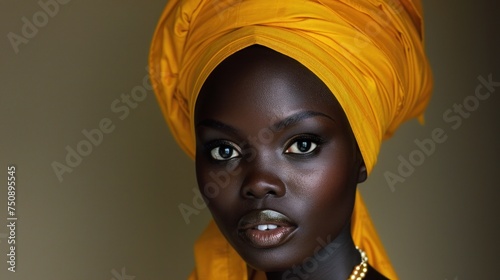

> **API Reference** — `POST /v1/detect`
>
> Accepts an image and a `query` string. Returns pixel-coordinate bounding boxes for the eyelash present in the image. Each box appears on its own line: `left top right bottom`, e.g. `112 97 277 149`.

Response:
284 135 324 156
205 140 242 161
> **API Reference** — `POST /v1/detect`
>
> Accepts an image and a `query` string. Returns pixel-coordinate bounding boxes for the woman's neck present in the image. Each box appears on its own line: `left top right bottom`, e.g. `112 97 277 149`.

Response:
265 224 360 280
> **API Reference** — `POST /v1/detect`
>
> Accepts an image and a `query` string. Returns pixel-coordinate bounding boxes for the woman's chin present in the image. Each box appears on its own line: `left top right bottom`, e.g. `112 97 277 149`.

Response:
235 246 306 273
246 260 294 273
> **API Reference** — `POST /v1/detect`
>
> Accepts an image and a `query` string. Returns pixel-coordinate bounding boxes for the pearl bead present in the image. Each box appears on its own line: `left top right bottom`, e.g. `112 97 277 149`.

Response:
348 247 368 280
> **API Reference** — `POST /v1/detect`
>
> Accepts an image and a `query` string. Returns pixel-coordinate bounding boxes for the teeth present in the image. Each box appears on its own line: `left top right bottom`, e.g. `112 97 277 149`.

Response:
256 224 279 231
268 225 278 230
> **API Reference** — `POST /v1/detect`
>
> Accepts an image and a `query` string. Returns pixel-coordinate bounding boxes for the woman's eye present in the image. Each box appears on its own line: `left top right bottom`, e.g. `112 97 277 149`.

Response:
210 144 241 160
285 139 318 154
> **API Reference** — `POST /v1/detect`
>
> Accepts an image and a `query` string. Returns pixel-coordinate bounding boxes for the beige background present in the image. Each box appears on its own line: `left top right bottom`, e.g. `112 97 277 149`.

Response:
0 0 498 279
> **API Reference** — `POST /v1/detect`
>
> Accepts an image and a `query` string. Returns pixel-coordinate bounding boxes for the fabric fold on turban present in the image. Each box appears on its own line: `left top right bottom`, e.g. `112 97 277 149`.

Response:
149 0 432 279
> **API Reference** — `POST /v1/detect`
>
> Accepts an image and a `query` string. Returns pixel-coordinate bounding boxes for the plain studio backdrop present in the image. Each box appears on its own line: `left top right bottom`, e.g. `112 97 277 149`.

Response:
0 0 498 279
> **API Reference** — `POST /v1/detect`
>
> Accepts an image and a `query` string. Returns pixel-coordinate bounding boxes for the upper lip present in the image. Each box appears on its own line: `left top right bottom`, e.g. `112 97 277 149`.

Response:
238 209 295 230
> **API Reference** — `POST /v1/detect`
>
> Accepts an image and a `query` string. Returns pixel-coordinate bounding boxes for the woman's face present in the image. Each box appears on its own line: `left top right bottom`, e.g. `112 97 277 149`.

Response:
194 46 366 271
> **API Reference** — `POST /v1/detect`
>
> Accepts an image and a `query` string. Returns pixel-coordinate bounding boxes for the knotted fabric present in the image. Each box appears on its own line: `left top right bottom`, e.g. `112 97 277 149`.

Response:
149 0 433 279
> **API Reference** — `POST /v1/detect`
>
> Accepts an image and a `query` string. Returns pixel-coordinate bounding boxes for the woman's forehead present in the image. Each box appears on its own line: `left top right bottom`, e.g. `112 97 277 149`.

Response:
195 45 345 122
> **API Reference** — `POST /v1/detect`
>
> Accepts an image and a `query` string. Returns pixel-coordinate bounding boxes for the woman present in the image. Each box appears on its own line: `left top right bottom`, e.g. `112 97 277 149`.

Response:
149 0 432 279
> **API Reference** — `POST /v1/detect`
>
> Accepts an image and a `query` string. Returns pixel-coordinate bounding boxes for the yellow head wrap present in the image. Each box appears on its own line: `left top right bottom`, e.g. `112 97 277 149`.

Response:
149 0 432 279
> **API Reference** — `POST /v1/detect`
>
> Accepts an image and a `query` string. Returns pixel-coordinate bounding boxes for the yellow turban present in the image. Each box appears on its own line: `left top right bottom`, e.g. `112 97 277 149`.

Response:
149 0 432 279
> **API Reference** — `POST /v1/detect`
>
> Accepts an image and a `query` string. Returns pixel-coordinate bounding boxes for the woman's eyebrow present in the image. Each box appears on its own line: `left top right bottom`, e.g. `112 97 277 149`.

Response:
196 119 239 134
196 110 334 134
271 111 335 132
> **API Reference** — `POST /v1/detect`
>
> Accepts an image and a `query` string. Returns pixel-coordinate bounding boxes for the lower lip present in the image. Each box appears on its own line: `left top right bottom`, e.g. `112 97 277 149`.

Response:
240 226 296 248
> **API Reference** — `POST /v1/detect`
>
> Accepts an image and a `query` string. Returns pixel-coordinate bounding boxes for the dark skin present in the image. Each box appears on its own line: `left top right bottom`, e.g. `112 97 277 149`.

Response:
194 45 388 280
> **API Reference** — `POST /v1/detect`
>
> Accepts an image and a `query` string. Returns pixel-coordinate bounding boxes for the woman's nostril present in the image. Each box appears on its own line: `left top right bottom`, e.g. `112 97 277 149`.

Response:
242 180 285 199
245 191 255 198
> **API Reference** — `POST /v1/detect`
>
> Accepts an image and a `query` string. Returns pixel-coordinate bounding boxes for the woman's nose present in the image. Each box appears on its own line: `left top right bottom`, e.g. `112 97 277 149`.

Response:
240 159 286 199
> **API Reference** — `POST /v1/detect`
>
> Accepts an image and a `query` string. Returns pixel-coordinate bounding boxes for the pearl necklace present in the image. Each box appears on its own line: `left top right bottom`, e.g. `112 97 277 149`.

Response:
348 247 368 280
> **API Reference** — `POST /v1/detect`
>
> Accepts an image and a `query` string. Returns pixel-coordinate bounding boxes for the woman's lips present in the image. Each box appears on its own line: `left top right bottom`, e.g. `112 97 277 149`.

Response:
238 209 297 248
